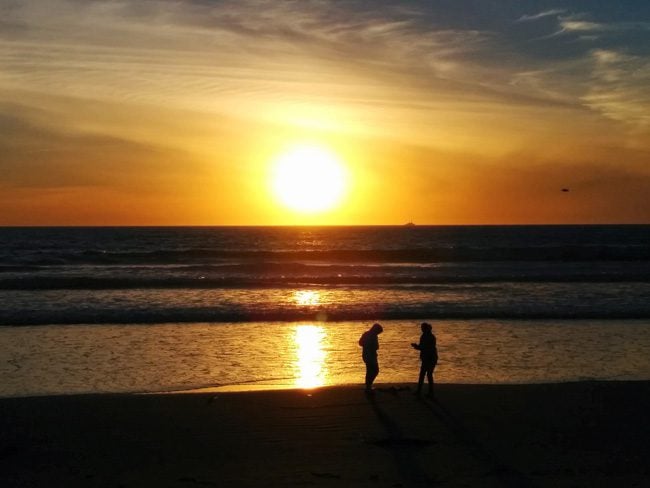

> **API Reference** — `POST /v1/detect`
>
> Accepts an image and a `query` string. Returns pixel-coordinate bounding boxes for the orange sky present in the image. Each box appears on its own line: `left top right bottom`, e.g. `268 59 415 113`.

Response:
1 0 649 225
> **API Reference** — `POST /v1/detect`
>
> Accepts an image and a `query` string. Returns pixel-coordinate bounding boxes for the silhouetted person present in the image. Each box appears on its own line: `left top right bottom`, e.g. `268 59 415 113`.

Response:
411 322 437 397
359 323 383 392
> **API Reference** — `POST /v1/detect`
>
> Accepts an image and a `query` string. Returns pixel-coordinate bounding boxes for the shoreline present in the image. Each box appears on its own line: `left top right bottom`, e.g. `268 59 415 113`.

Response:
1 381 648 487
168 377 650 395
4 376 650 399
3 319 650 398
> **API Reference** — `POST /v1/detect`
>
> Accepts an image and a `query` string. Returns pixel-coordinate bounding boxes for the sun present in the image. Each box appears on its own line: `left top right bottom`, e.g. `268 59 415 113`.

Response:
271 144 348 214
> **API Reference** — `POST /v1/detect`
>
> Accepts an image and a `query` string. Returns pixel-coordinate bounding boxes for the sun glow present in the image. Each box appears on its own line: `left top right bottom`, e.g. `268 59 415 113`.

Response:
271 144 348 214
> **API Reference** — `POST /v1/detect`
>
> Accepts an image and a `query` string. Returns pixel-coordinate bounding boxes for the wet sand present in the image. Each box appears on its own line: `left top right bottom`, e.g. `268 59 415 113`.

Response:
1 382 649 487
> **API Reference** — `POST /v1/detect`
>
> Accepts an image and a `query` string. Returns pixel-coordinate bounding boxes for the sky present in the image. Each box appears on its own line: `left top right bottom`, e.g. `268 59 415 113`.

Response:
1 0 649 225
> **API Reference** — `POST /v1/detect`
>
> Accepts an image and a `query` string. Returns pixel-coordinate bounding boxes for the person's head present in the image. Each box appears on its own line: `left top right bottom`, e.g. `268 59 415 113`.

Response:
421 322 432 333
371 323 383 334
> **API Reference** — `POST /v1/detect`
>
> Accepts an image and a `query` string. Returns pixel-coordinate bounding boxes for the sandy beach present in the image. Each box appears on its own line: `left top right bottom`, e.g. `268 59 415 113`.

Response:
1 381 648 487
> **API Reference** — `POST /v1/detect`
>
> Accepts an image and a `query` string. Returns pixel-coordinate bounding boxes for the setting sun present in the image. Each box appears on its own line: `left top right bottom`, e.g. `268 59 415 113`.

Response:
271 144 348 214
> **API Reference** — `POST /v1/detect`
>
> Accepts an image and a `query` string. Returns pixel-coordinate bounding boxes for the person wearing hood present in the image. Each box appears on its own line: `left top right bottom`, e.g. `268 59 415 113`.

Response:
359 323 383 392
411 322 438 397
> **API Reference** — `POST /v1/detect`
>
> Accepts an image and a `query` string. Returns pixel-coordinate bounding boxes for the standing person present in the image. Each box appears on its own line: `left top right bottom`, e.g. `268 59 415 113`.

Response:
359 323 383 392
411 322 438 398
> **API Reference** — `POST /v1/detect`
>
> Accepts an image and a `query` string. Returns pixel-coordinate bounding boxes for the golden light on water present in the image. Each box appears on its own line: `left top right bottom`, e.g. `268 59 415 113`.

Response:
294 324 328 389
294 290 321 306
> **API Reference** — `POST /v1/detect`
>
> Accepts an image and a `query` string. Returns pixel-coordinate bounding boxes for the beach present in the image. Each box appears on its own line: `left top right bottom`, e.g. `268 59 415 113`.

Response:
2 381 649 487
2 226 649 486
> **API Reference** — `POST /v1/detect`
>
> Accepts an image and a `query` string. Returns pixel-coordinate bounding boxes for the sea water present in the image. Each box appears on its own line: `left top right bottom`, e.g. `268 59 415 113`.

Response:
1 226 649 396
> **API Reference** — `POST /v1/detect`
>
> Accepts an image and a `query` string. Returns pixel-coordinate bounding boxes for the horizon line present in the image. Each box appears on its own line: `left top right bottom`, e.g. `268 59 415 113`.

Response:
1 223 649 229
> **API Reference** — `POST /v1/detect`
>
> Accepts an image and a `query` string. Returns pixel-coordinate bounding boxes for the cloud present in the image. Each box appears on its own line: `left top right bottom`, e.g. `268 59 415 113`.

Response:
0 2 462 105
2 1 650 152
0 0 519 149
582 49 650 130
0 104 199 192
537 12 650 40
517 9 566 22
560 19 603 32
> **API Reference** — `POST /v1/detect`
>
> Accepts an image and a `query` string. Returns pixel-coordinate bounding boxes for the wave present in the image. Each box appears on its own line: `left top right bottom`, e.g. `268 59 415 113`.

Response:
2 271 650 290
4 244 650 266
3 306 650 326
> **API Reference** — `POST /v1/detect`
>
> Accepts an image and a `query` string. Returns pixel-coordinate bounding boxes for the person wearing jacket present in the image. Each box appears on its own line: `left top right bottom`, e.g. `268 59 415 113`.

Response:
359 323 383 392
411 322 438 397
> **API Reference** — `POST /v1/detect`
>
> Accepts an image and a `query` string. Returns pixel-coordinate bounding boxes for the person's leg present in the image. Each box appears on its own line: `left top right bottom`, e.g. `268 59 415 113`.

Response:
426 366 434 396
369 362 379 388
365 361 378 390
417 363 426 394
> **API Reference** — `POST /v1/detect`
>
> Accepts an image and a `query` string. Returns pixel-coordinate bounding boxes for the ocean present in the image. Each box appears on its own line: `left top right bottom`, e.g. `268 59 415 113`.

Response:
1 225 649 396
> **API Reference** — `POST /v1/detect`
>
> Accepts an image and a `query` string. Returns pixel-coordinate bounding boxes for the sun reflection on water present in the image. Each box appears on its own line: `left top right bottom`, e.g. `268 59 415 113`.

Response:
294 290 321 306
294 324 328 388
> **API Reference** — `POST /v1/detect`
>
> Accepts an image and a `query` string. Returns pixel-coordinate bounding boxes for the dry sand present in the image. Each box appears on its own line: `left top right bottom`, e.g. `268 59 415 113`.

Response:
1 382 649 487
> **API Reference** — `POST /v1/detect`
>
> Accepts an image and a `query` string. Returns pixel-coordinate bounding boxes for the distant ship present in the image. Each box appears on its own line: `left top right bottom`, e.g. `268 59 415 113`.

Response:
404 221 416 227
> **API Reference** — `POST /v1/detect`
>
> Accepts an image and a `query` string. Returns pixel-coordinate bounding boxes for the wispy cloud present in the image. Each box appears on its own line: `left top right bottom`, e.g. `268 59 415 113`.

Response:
583 49 650 130
560 19 603 32
0 1 491 103
517 9 566 22
1 0 649 148
0 104 200 191
538 12 650 38
0 0 511 149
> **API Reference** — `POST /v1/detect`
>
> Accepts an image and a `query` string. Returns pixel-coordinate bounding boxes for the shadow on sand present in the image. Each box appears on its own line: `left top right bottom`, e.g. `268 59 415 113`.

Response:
366 387 536 487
